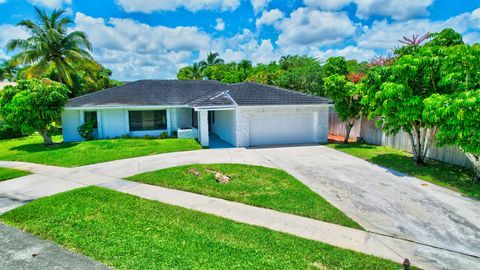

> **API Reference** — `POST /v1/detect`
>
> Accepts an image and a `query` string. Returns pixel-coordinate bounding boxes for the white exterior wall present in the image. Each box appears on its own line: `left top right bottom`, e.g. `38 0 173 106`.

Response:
100 109 127 138
61 110 83 142
211 110 236 145
198 110 209 147
235 105 331 147
62 107 191 141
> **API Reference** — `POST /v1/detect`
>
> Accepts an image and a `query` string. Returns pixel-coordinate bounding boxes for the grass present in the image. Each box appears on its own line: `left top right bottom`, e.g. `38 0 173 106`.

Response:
0 135 202 167
328 143 479 199
127 164 362 229
0 187 401 270
0 167 31 181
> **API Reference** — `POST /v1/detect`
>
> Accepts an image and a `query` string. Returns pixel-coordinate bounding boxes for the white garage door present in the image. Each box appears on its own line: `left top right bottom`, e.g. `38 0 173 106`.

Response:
249 112 315 146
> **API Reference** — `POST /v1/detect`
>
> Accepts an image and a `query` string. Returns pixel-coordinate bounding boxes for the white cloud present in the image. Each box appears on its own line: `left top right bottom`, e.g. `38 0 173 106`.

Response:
115 0 240 13
276 8 356 48
304 0 433 20
250 0 271 14
214 18 225 31
311 46 376 62
28 0 71 9
255 9 284 27
357 9 480 49
0 24 29 58
74 12 211 80
355 0 433 20
303 0 351 11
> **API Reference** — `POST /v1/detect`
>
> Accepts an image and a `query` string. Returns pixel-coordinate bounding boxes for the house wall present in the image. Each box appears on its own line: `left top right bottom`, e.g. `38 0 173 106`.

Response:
62 110 82 142
235 105 330 147
211 110 236 145
62 107 189 141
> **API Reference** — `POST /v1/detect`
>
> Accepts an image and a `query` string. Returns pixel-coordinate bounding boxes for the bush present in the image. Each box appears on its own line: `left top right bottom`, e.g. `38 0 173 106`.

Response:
78 121 96 141
160 131 168 139
0 123 25 139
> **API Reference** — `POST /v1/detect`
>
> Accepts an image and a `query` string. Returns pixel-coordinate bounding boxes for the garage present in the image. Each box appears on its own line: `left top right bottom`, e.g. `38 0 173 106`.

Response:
248 112 316 146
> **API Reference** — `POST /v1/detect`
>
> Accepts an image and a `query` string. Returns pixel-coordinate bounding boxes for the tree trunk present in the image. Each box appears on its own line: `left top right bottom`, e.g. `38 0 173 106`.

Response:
38 130 53 146
466 153 480 182
344 122 354 144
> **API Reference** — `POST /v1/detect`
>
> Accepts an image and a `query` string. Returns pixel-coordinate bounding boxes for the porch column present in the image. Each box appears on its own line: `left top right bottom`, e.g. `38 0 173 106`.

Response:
198 110 209 147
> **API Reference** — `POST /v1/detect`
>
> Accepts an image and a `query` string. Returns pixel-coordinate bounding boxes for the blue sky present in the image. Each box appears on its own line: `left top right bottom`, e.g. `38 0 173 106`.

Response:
0 0 479 80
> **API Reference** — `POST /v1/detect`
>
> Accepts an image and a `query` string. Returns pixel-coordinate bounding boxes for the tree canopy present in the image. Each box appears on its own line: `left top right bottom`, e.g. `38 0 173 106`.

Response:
0 79 69 145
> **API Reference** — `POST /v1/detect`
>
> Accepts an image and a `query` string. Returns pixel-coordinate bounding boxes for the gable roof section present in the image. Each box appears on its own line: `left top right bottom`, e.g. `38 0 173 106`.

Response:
66 80 331 108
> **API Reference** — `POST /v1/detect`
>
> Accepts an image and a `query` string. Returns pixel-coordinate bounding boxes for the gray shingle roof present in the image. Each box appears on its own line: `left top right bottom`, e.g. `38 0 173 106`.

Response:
66 80 331 108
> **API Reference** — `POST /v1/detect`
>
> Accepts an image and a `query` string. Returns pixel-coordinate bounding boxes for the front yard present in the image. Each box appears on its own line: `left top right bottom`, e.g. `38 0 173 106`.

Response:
0 187 400 270
0 167 30 181
328 143 479 199
127 164 362 229
0 135 202 167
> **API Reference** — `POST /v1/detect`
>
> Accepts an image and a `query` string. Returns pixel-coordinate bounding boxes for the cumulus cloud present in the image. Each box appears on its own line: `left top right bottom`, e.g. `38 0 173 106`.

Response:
74 12 211 80
357 8 480 49
214 18 225 31
303 0 351 11
311 46 376 62
304 0 433 20
276 8 356 48
255 9 284 27
28 0 71 9
0 24 29 59
250 0 271 14
115 0 240 13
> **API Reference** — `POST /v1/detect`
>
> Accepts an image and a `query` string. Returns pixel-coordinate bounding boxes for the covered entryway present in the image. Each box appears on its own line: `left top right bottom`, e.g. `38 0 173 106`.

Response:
249 112 316 146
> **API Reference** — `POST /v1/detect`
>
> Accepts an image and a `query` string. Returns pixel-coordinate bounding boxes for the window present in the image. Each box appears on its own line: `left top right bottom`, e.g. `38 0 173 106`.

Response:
84 111 98 128
192 109 198 128
129 110 167 131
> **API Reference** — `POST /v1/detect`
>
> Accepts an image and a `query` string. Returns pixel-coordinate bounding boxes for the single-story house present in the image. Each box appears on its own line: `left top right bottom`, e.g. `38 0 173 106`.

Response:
62 80 332 147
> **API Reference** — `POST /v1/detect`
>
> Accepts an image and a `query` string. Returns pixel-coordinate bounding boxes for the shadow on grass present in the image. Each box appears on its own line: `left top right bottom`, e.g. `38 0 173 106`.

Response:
10 142 78 153
329 142 376 150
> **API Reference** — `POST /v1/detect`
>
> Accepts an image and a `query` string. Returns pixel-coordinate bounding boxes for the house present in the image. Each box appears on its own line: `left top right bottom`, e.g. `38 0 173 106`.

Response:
62 80 332 147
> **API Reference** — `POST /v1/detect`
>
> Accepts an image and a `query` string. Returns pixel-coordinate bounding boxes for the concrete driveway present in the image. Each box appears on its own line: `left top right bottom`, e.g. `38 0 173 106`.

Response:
1 145 479 269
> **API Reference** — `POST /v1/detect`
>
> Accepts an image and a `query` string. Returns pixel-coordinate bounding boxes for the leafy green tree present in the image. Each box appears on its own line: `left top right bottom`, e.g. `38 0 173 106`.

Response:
238 60 252 79
7 7 93 86
425 28 464 47
325 75 362 143
323 57 349 77
0 79 69 145
0 60 19 82
361 29 470 165
423 44 480 180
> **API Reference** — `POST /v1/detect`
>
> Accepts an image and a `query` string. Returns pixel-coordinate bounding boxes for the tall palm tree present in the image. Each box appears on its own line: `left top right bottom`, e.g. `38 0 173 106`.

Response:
199 51 224 68
189 62 205 80
0 60 19 82
7 7 93 86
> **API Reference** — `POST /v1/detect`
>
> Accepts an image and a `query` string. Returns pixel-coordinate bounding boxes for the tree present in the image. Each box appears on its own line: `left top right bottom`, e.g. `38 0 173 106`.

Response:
7 7 93 86
322 57 348 77
360 29 468 165
325 75 362 143
0 79 69 145
423 44 480 180
177 62 205 80
199 51 224 68
0 60 19 82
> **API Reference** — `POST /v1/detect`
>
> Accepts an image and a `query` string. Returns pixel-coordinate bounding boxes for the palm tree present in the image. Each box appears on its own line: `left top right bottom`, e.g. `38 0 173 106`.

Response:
7 7 93 86
0 60 19 82
189 62 205 80
199 51 224 68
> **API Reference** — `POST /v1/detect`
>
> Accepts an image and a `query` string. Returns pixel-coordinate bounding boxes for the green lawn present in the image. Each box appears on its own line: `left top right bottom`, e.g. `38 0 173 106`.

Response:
328 143 479 199
0 167 31 181
0 187 401 270
0 135 202 167
127 164 362 229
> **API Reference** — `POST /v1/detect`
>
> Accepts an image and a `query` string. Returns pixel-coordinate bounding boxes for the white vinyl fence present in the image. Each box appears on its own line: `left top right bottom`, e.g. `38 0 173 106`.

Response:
329 109 473 168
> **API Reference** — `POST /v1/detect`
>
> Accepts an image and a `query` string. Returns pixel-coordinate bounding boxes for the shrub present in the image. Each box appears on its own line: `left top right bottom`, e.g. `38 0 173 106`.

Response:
78 121 96 140
0 123 25 139
160 131 168 139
